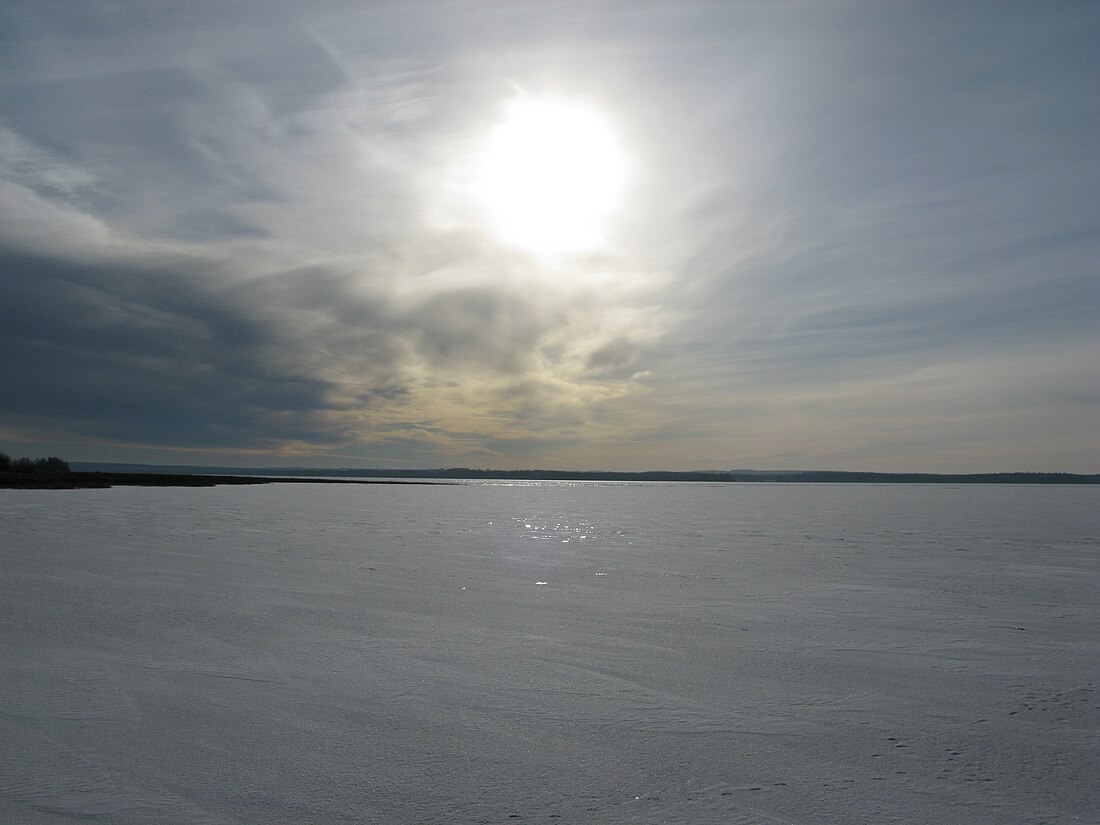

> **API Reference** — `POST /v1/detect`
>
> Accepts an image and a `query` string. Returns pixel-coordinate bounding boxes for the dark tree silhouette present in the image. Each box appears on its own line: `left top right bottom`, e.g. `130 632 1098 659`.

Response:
2 455 70 474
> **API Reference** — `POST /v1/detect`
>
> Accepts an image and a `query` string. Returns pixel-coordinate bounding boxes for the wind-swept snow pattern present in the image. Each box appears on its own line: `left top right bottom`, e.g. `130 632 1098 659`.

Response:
1 482 1097 823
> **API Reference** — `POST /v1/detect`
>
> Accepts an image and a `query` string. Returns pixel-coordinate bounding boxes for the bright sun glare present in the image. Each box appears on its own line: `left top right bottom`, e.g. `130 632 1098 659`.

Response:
471 94 630 257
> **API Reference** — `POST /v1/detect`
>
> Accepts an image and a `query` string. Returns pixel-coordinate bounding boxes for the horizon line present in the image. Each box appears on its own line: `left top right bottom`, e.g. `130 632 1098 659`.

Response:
66 462 1100 482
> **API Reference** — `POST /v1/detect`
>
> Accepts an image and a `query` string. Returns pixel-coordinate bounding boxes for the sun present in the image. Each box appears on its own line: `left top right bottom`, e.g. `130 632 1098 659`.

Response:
470 94 630 257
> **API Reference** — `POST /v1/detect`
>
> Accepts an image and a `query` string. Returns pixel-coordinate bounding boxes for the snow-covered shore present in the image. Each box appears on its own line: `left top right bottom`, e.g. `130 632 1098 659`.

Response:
2 482 1096 823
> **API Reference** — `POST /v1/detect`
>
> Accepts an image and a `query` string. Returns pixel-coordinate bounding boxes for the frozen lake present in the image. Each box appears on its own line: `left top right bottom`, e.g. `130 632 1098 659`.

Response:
1 482 1097 824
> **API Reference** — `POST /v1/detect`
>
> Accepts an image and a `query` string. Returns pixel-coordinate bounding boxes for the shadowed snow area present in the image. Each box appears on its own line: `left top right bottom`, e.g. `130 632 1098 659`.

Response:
1 483 1097 823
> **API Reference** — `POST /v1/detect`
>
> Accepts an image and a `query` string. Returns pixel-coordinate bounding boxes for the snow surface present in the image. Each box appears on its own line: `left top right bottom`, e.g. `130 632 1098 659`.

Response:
1 482 1097 824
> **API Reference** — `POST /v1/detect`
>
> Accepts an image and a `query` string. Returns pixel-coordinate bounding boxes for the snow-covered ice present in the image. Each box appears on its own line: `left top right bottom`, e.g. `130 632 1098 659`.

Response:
1 482 1097 823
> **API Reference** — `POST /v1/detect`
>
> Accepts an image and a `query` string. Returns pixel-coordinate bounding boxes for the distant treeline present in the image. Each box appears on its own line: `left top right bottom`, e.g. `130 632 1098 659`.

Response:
72 464 1099 484
724 470 1100 484
223 467 1097 484
0 453 70 473
364 469 1100 483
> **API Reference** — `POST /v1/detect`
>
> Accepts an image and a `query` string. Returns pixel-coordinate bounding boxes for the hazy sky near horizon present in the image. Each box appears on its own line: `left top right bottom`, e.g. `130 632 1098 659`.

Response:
1 1 1097 471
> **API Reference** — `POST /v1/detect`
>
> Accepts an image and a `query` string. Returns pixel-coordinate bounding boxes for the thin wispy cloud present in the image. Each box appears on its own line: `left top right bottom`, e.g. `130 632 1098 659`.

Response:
1 1 1096 470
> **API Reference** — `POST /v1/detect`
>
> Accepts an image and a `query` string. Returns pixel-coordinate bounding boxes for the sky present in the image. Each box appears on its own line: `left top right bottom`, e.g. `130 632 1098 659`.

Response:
1 1 1097 472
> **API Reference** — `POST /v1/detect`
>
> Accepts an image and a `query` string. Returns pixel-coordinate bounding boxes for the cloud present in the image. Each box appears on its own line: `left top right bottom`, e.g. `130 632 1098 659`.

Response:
0 0 673 465
0 1 1097 470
